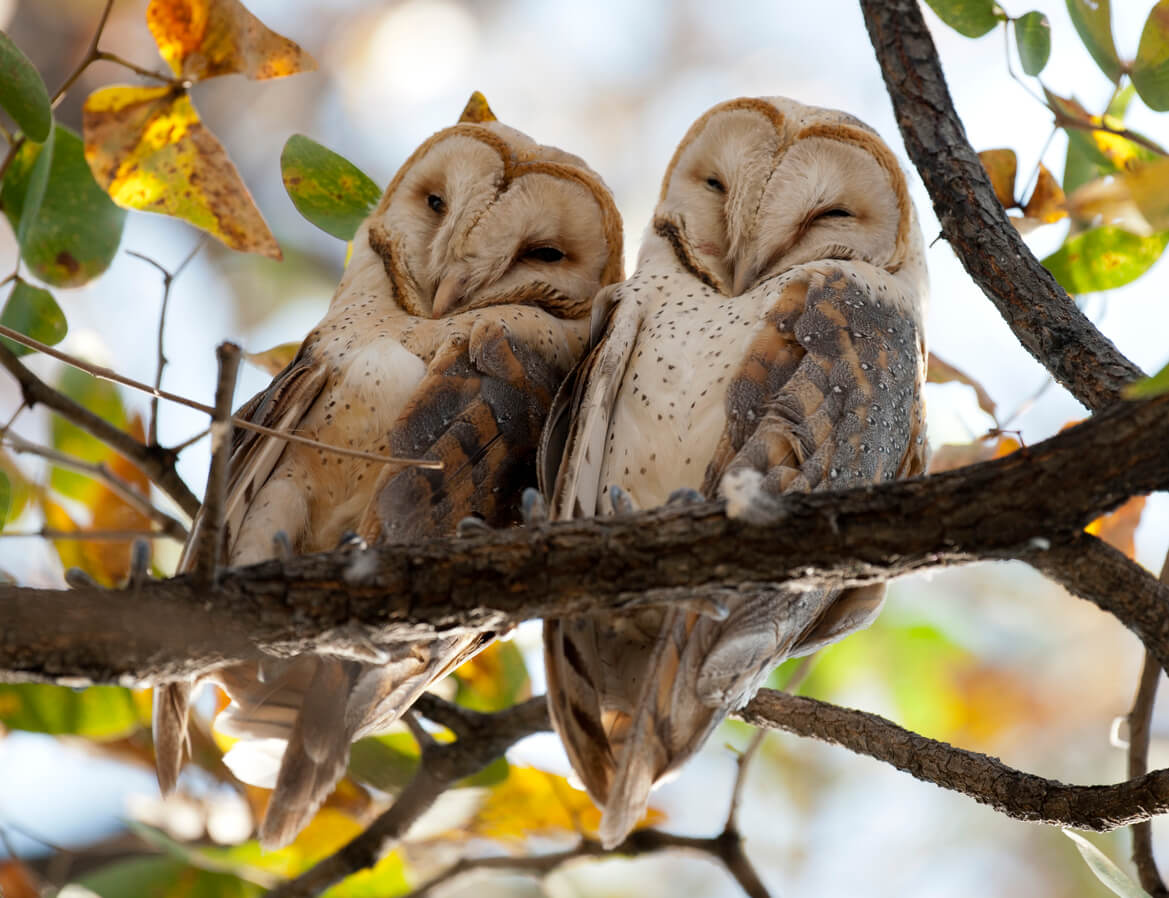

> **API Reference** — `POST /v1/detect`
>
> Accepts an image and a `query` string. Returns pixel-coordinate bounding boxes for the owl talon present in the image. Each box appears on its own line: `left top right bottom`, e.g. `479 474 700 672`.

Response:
456 515 491 537
336 531 367 551
665 487 704 507
65 568 102 590
608 485 636 515
272 530 293 559
521 488 548 525
127 538 151 588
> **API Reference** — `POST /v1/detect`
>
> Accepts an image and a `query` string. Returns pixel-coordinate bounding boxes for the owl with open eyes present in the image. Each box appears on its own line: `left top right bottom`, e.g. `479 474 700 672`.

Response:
153 95 624 849
541 96 928 847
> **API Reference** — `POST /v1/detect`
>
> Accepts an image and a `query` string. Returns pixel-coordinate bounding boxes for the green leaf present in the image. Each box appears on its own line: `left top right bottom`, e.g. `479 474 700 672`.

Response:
1067 0 1124 83
49 366 127 501
280 135 381 241
1 281 66 357
0 32 51 143
1060 87 1162 192
1133 1 1169 111
1043 227 1169 293
0 125 126 287
1124 357 1169 398
0 683 140 740
452 641 531 713
80 857 263 898
0 470 9 529
11 121 55 247
348 732 419 793
924 0 1004 38
1014 12 1051 76
1063 831 1152 897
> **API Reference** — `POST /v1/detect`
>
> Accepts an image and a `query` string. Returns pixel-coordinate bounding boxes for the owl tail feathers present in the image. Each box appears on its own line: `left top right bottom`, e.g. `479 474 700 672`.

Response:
152 682 193 794
257 657 356 851
597 742 659 849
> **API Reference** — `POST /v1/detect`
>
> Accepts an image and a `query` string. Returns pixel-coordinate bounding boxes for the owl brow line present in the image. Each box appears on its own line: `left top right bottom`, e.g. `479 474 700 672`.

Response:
654 214 725 294
0 324 444 470
658 98 788 201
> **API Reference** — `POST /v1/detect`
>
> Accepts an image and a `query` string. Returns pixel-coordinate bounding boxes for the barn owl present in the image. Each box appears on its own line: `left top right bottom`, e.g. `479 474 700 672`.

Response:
154 96 624 849
541 96 928 847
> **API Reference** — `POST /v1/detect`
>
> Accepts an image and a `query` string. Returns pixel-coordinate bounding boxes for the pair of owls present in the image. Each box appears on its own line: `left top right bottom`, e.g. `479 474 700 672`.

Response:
154 94 928 851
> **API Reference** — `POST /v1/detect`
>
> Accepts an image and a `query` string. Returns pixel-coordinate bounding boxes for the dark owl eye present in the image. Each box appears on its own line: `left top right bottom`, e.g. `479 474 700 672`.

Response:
524 246 565 263
817 207 853 219
705 176 726 193
427 194 446 214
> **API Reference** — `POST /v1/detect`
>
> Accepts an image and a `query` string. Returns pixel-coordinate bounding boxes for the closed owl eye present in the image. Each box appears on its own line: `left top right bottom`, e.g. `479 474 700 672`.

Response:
704 176 726 193
427 194 446 214
815 207 853 220
523 245 566 263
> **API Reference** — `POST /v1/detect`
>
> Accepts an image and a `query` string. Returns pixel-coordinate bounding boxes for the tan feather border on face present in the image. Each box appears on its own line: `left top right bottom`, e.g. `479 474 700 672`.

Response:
657 98 788 202
366 124 624 319
794 123 912 272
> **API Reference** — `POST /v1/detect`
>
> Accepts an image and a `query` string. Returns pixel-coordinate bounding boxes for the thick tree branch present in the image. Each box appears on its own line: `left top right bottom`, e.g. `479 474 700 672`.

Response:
1 393 1168 685
0 343 201 518
737 691 1169 832
191 343 240 583
860 0 1144 410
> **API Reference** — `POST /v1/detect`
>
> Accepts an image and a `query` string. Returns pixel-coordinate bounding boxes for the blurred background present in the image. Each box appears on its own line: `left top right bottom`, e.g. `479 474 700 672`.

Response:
0 0 1167 895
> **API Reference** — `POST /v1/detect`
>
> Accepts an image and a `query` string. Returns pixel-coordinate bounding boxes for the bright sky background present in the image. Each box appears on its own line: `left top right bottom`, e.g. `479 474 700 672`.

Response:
1 1 1168 895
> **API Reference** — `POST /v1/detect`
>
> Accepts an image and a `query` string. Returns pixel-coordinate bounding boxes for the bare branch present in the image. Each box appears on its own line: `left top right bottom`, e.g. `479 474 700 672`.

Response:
737 690 1169 831
2 393 1168 684
1 431 188 540
0 341 201 517
0 324 442 470
1129 549 1169 897
0 528 178 541
191 343 241 583
859 0 1144 410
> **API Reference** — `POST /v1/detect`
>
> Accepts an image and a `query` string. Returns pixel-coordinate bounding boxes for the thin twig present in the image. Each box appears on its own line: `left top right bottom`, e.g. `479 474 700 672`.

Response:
0 324 442 470
0 528 177 541
128 242 205 447
0 341 201 517
93 51 175 85
726 731 767 829
169 427 210 454
1128 549 1169 897
50 0 116 108
1054 112 1168 158
192 343 240 583
1 431 188 540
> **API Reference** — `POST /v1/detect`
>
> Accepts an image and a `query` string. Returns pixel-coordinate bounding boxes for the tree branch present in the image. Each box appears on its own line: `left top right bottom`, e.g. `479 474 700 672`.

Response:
191 343 240 583
736 691 1169 832
859 0 1145 411
0 342 201 518
2 393 1168 684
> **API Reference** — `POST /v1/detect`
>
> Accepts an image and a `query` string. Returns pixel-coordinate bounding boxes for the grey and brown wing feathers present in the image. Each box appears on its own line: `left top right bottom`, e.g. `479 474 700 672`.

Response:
544 264 926 847
151 347 329 796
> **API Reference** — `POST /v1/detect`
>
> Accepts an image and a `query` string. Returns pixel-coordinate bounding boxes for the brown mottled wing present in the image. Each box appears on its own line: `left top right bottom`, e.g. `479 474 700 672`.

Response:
698 263 927 700
152 344 329 795
371 315 574 538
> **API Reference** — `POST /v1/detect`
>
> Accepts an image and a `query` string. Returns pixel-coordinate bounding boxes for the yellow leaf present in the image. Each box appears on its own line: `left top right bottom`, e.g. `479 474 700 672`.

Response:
83 86 281 259
978 149 1018 209
245 341 301 376
1021 163 1067 224
146 0 317 82
468 766 664 843
1066 156 1169 237
1085 495 1147 559
458 91 497 124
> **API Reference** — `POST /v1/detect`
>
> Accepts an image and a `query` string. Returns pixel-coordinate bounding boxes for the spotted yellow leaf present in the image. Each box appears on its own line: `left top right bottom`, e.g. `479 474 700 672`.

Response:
458 91 497 124
146 0 317 82
83 86 281 259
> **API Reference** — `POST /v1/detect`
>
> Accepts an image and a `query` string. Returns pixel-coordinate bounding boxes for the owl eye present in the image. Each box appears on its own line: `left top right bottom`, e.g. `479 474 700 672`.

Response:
427 194 446 214
524 246 566 263
704 176 726 193
816 207 853 219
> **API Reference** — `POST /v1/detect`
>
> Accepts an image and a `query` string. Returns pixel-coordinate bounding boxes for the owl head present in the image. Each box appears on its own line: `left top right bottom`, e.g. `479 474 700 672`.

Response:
648 96 925 311
350 95 623 321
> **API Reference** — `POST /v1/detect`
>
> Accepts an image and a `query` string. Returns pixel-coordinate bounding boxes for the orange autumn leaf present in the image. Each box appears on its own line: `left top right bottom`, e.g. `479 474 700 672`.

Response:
926 352 997 418
1021 163 1067 225
0 860 39 898
1085 495 1147 559
146 0 317 82
467 766 665 843
928 435 1020 474
83 86 281 259
978 148 1018 209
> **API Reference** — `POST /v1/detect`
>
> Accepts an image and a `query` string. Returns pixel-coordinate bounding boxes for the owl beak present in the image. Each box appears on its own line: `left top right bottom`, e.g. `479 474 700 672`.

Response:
731 262 758 297
432 274 467 318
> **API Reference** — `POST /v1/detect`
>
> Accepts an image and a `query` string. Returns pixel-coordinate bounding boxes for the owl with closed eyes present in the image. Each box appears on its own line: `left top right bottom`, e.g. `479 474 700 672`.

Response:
541 96 928 847
153 96 623 849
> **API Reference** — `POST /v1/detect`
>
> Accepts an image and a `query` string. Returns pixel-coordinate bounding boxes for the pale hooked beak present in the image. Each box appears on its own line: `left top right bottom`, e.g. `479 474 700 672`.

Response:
731 260 759 297
431 273 467 318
